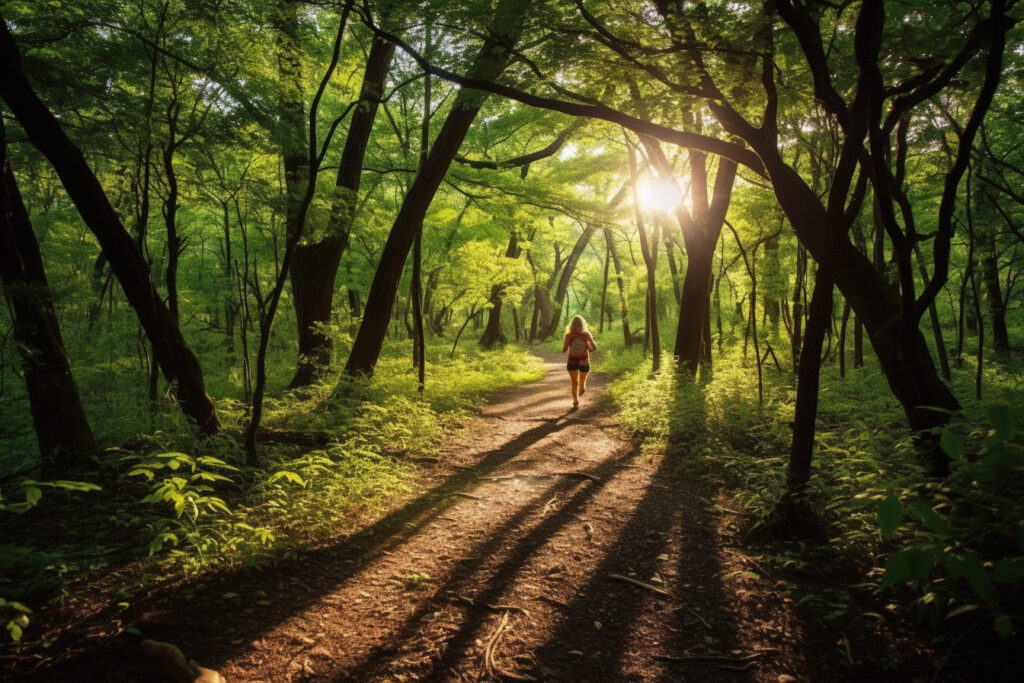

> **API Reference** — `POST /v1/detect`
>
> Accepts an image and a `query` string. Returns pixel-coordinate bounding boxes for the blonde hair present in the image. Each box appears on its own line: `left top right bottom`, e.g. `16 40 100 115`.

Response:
566 315 588 335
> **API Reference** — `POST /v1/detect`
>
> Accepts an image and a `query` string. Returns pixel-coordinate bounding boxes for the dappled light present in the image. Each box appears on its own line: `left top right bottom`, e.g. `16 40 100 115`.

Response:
1 1 1021 680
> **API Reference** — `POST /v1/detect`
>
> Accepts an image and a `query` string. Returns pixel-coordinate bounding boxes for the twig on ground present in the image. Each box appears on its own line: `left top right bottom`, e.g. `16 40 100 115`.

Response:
607 573 671 596
654 648 780 664
538 595 570 610
455 595 529 614
542 495 559 514
676 605 710 629
452 492 483 500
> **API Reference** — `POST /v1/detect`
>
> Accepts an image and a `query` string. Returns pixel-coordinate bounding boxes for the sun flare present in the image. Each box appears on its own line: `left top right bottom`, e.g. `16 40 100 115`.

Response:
637 177 681 213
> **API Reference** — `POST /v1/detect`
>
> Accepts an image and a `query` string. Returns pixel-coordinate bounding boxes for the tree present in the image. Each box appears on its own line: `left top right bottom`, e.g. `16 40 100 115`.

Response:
0 16 219 434
344 0 531 376
0 118 96 473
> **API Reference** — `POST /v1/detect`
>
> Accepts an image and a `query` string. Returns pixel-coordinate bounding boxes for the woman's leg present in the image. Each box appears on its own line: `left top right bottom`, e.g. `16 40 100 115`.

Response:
568 369 580 404
579 370 589 395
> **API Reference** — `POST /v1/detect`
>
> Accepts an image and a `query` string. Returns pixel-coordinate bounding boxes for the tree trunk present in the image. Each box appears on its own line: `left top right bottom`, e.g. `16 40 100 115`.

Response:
288 38 394 387
0 121 96 473
0 19 219 433
599 237 611 332
766 162 959 474
541 225 595 339
480 231 521 349
978 220 1009 352
605 228 632 346
345 0 528 376
787 268 834 491
644 141 737 375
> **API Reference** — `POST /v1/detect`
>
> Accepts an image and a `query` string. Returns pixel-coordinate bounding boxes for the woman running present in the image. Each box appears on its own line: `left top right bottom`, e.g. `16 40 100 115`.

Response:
562 315 598 410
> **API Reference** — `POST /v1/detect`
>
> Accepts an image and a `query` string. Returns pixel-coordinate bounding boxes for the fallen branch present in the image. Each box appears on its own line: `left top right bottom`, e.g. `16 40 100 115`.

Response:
607 573 670 596
452 492 483 500
554 471 600 482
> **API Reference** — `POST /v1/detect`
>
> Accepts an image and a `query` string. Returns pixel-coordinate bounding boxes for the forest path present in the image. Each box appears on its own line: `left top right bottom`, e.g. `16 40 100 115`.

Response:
15 353 831 681
181 352 813 682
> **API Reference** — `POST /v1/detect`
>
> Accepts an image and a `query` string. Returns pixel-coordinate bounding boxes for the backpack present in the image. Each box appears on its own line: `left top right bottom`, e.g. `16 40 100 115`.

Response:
569 334 588 357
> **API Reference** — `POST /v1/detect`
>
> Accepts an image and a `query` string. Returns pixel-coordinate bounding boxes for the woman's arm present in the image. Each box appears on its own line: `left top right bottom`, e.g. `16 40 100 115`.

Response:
562 334 570 353
587 333 597 351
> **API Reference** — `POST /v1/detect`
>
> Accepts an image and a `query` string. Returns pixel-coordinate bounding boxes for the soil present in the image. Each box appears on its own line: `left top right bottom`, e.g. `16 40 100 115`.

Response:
1 353 968 681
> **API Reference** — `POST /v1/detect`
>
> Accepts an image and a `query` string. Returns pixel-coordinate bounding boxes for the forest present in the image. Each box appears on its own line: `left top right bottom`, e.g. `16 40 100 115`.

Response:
0 0 1022 680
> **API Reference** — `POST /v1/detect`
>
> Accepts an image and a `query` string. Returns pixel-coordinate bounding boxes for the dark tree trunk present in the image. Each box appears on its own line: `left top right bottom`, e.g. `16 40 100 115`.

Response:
664 233 681 304
838 299 850 378
787 268 834 491
0 19 219 432
0 121 96 473
345 0 527 376
790 245 806 372
599 237 611 332
605 228 632 346
978 222 1009 352
765 161 959 474
480 231 521 349
288 38 394 387
648 142 737 375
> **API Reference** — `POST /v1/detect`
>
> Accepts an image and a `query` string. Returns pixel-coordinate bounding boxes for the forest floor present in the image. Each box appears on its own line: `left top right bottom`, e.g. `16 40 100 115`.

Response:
5 353 951 682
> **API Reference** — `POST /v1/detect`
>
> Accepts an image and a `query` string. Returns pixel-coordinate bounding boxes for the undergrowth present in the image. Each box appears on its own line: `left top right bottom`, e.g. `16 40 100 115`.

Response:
604 338 1024 673
0 340 544 644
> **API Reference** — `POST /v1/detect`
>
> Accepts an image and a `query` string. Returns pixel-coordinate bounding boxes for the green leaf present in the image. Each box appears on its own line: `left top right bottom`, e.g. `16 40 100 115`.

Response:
939 431 965 460
994 558 1024 584
24 487 42 507
994 614 1014 639
944 553 992 601
7 622 23 642
945 604 980 620
985 403 1016 439
881 547 934 588
908 500 949 536
877 496 902 537
268 471 305 487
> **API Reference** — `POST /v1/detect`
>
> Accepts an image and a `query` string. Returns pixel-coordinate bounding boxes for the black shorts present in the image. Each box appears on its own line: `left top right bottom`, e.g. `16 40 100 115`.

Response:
567 357 590 372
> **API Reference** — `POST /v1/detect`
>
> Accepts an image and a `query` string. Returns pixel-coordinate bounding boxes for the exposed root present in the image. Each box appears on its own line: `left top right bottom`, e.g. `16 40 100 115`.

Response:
480 611 538 682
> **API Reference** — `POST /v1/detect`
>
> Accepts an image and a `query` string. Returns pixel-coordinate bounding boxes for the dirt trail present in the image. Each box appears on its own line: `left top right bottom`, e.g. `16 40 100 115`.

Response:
17 353 848 681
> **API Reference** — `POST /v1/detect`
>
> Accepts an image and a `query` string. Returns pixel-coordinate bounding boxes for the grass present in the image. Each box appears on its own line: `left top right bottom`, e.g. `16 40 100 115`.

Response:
0 335 545 643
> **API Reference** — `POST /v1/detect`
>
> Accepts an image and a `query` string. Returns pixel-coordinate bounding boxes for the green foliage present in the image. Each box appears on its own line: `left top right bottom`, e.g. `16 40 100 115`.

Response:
875 402 1024 639
0 598 31 643
125 451 241 560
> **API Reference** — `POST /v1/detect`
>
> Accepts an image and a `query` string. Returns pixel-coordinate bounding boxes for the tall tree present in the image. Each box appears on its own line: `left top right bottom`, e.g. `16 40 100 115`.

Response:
0 17 219 433
344 0 530 376
0 118 96 473
288 37 395 387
